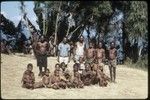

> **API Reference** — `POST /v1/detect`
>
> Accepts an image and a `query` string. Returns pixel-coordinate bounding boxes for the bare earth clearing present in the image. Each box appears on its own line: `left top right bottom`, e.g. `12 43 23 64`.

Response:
1 53 148 99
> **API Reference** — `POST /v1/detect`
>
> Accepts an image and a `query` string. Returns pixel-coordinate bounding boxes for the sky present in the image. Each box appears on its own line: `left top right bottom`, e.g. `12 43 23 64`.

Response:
1 1 39 30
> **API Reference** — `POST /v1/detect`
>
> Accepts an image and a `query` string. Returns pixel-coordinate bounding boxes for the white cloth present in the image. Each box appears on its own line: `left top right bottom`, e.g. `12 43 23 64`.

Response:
80 63 85 70
75 42 85 56
59 57 69 65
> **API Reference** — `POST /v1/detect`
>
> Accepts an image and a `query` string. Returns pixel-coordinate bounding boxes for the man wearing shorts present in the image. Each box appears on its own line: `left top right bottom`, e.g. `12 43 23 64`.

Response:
58 37 70 65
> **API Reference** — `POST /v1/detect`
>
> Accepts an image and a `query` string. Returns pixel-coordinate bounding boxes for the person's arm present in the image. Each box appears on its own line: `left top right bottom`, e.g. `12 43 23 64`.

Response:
73 43 77 61
93 49 96 60
84 48 88 60
115 49 117 59
47 42 50 54
73 43 77 56
42 76 47 87
31 73 35 83
83 44 86 59
103 49 106 62
68 44 71 63
35 43 40 55
48 75 52 86
57 44 60 62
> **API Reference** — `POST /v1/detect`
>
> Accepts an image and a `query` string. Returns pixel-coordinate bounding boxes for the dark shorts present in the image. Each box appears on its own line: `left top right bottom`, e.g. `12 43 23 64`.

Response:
86 58 94 64
37 54 47 68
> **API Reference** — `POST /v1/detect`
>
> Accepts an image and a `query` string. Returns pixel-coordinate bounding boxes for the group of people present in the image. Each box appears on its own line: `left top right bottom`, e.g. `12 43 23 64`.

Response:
21 35 117 90
1 39 14 54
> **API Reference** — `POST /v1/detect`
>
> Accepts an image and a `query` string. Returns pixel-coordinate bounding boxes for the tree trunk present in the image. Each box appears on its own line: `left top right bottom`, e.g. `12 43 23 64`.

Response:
54 2 62 56
66 25 71 37
67 24 82 40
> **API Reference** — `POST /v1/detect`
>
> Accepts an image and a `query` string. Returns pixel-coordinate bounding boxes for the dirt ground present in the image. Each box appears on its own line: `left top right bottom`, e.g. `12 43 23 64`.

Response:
1 53 148 99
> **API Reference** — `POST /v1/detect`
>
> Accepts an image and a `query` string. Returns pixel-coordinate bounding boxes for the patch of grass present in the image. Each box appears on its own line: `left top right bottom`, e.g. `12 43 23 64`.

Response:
124 55 148 71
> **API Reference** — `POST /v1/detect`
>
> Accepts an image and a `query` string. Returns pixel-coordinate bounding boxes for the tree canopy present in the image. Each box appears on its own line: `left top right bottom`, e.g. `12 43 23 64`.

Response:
33 1 148 42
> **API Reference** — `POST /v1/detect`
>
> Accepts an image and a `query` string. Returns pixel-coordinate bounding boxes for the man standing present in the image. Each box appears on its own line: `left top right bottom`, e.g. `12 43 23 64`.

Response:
86 42 95 64
108 42 117 82
95 42 105 67
36 35 49 76
74 35 86 63
58 37 71 65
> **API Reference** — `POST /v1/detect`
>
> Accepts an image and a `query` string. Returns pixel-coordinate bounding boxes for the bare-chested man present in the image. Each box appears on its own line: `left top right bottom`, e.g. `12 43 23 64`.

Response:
109 42 117 82
35 35 49 76
95 42 105 68
86 42 95 64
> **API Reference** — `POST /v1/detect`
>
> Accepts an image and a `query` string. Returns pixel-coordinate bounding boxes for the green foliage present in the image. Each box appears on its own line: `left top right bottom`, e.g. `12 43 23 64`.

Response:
92 1 113 17
124 54 148 71
33 1 148 41
1 14 16 35
124 1 148 38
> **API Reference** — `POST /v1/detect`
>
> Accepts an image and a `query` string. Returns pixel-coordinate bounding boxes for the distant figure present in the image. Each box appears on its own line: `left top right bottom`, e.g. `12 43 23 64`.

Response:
21 63 35 89
74 36 85 63
23 40 31 54
58 37 71 65
1 40 7 53
6 41 14 55
108 42 117 82
35 35 49 76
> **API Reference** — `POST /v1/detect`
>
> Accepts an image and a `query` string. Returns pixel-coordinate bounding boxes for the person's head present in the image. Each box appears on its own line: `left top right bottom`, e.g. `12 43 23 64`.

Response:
27 63 33 72
91 63 98 71
40 35 45 42
73 63 79 72
55 63 60 71
63 37 67 44
54 69 60 76
98 42 103 48
45 69 50 76
89 42 93 48
74 72 80 78
110 41 115 48
85 63 91 71
79 57 84 63
64 70 70 79
60 62 66 71
79 35 84 42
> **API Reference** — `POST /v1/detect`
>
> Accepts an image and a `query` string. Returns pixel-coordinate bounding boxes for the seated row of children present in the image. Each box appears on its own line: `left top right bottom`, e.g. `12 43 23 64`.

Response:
21 58 110 90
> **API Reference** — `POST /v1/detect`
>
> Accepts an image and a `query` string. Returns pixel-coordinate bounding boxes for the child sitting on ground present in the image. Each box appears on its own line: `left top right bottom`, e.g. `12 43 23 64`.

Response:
34 69 51 88
21 63 35 90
